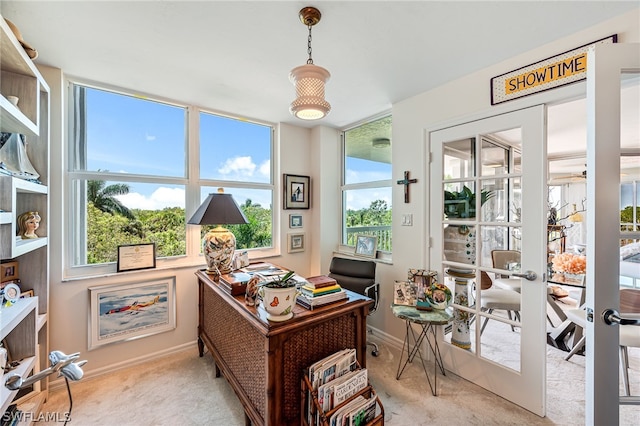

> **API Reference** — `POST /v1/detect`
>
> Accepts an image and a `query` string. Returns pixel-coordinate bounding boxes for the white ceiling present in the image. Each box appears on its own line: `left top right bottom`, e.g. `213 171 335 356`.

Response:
2 1 637 132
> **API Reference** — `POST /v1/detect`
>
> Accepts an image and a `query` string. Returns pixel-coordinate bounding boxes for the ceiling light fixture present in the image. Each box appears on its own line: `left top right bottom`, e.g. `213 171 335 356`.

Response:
372 138 391 148
289 6 331 120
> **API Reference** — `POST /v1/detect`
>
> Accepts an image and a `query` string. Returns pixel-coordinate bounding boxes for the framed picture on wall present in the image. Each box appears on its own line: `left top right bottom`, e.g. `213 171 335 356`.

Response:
289 214 303 228
89 277 176 350
284 174 310 210
287 232 305 253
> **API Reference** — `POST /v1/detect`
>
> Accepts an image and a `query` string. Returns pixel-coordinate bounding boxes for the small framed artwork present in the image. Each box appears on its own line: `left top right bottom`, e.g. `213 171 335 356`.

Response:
394 281 418 306
1 261 19 284
284 174 310 210
287 232 305 253
289 214 303 228
354 235 378 258
89 277 176 350
117 243 156 273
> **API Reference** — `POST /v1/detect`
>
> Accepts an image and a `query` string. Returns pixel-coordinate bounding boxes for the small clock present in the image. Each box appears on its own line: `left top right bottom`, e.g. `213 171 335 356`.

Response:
3 283 21 304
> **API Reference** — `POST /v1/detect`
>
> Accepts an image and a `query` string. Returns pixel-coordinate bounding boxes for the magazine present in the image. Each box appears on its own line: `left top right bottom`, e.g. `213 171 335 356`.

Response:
328 396 365 426
307 349 356 425
347 394 377 426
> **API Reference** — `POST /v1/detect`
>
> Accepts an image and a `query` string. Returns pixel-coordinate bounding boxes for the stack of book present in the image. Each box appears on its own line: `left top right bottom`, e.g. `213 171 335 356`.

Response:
297 275 347 309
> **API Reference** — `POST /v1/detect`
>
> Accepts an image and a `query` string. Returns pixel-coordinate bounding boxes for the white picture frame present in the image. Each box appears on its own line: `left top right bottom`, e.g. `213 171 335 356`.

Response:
354 235 378 258
89 277 176 350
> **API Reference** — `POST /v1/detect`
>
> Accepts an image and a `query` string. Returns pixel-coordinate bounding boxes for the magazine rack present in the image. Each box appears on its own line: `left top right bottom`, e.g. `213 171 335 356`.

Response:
300 373 384 426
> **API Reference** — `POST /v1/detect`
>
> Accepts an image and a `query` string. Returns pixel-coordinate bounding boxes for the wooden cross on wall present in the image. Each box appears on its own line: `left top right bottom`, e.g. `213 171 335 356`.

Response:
397 171 417 203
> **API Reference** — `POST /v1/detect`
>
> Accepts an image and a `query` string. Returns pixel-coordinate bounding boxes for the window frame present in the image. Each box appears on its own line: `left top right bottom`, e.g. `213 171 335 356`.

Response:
64 79 278 279
339 113 393 256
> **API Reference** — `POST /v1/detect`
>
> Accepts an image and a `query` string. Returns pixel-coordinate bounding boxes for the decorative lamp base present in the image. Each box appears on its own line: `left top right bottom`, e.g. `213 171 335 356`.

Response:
203 226 236 275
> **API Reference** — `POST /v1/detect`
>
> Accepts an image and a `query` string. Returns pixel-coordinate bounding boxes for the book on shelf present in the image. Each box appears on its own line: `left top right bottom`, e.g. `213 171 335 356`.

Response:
306 275 338 289
300 283 342 297
297 290 347 309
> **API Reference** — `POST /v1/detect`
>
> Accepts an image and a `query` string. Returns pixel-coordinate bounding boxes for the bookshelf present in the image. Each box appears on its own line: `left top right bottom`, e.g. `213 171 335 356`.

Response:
1 13 50 421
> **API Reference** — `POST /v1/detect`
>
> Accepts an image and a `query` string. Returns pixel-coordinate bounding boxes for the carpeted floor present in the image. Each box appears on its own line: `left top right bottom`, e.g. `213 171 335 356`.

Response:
35 325 639 425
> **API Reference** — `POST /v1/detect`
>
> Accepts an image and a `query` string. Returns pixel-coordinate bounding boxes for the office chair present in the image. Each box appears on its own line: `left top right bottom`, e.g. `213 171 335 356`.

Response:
328 257 380 357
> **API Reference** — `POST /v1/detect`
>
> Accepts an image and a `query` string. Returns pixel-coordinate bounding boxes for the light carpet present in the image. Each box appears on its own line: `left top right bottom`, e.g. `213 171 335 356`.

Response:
36 329 639 425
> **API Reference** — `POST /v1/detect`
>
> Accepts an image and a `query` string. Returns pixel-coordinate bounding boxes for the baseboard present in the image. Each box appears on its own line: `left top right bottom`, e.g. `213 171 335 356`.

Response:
47 341 197 391
368 325 404 353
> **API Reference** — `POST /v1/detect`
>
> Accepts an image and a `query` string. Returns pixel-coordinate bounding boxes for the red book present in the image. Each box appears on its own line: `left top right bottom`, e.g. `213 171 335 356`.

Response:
306 275 338 289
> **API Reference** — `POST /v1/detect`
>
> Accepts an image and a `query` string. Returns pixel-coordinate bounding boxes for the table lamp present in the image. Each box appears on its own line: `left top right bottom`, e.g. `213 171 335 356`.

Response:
188 188 248 275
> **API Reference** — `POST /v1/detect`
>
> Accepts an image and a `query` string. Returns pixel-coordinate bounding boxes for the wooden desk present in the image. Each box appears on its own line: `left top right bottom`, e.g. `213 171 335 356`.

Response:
195 270 371 425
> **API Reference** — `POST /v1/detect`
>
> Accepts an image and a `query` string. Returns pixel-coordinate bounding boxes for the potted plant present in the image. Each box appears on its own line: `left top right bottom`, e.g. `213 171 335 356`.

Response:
444 185 494 219
258 271 299 322
443 185 494 264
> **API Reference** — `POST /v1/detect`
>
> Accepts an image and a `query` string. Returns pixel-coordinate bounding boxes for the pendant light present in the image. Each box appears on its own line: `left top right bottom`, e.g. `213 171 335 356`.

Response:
289 6 331 120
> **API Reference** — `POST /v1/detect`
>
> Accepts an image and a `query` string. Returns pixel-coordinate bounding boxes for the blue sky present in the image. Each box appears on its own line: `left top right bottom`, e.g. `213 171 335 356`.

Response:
85 86 391 211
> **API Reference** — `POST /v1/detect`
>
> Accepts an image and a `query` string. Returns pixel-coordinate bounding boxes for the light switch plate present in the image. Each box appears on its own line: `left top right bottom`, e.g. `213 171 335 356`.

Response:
402 214 413 226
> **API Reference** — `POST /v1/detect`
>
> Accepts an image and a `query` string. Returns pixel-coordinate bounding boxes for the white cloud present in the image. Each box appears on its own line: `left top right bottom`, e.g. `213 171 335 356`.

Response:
258 159 270 179
145 133 156 141
218 156 256 179
117 187 185 210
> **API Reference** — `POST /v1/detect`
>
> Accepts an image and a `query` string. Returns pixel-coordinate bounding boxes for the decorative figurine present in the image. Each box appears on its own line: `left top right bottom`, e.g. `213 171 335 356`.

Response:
245 276 261 306
17 211 41 239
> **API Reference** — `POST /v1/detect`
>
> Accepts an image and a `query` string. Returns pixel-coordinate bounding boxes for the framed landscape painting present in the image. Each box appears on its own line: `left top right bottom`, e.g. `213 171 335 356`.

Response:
89 277 176 350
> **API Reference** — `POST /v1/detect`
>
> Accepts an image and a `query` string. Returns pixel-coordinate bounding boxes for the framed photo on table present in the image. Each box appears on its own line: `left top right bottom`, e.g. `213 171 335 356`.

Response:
355 235 378 258
284 174 310 210
117 243 156 272
1 261 19 283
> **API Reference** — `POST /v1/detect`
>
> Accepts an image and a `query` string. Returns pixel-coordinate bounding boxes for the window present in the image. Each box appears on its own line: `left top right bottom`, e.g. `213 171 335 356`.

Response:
342 115 392 252
67 82 275 277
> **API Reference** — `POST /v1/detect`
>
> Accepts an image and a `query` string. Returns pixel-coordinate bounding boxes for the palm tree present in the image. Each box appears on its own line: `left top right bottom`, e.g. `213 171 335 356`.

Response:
87 179 135 220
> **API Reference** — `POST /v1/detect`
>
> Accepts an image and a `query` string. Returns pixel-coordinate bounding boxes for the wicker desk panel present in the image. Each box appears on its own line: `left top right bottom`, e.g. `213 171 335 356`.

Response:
196 270 371 426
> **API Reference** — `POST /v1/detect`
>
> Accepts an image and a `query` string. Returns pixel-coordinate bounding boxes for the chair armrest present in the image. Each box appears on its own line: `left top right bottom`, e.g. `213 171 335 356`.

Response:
364 282 380 314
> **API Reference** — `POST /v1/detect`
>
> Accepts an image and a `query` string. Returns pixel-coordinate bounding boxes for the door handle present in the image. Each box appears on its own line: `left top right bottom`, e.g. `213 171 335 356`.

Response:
511 270 537 281
602 309 640 326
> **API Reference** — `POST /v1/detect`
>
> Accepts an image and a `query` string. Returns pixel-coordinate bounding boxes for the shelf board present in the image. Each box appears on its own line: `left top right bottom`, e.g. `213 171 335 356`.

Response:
0 355 36 415
14 237 47 258
0 96 38 136
12 178 47 195
36 313 47 332
0 297 37 341
0 211 11 224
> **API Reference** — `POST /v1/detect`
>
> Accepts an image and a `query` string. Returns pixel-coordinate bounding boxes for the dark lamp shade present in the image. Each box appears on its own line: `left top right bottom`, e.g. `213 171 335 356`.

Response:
188 193 248 226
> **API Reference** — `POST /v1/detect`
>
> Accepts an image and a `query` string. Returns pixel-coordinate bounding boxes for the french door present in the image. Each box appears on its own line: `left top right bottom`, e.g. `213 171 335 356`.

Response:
585 42 640 424
429 106 548 415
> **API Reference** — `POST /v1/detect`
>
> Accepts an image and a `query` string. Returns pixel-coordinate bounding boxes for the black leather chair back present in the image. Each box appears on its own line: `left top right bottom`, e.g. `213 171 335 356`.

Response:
328 257 376 296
